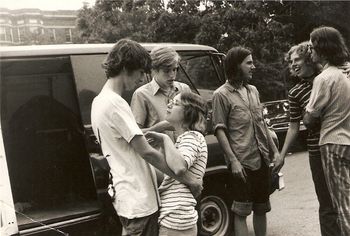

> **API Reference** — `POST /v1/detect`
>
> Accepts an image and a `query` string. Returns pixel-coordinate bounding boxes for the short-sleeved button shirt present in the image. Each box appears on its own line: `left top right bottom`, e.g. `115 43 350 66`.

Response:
212 82 270 170
131 79 191 140
306 65 350 146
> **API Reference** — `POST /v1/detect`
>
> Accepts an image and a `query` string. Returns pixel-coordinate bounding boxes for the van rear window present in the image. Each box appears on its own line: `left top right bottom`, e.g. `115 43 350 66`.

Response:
0 57 100 230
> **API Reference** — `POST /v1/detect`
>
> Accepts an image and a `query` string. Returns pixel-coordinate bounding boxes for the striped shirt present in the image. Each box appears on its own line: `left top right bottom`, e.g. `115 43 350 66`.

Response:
158 131 208 230
288 78 320 157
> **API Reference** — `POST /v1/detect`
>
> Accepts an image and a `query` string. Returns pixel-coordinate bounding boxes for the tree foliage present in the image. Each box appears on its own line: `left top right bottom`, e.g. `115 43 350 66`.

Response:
75 0 350 101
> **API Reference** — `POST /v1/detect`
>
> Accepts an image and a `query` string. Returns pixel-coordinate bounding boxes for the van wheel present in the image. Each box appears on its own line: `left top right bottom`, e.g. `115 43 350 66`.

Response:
199 195 232 236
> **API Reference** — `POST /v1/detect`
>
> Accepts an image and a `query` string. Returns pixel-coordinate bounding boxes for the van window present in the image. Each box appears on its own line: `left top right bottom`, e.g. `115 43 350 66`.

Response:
0 57 100 231
71 54 106 125
177 52 224 101
177 52 224 133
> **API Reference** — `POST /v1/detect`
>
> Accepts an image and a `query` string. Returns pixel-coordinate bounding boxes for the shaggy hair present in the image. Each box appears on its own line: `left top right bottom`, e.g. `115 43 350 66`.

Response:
102 39 151 78
287 41 321 75
310 26 349 66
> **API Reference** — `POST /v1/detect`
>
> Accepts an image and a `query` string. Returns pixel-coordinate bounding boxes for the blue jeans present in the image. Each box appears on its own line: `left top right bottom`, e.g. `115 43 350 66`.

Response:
309 155 340 236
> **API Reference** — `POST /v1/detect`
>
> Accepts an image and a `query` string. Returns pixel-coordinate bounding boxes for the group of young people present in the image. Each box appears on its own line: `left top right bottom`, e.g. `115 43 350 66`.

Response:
275 26 350 236
90 25 350 236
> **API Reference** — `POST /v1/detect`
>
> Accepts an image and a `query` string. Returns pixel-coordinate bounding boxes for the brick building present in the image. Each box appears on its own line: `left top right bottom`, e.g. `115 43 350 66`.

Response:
0 8 77 45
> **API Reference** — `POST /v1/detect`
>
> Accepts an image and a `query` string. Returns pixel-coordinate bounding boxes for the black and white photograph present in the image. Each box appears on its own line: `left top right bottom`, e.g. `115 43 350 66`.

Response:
1 1 349 236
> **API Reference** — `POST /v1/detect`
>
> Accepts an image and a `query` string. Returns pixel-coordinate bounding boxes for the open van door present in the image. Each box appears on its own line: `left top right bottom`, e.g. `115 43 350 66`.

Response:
0 124 18 236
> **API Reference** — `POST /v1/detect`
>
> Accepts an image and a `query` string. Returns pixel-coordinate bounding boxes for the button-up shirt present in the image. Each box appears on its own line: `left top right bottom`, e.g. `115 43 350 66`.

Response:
306 65 350 146
212 82 270 170
131 79 190 140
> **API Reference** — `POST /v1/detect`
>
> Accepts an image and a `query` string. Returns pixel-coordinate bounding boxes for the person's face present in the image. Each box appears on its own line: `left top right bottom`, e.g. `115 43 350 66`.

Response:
290 51 314 78
165 93 184 125
308 41 322 64
125 68 146 90
154 61 179 89
239 55 255 80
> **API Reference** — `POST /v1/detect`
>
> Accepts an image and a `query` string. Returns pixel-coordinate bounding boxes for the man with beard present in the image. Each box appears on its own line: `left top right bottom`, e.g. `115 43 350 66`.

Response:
212 46 279 236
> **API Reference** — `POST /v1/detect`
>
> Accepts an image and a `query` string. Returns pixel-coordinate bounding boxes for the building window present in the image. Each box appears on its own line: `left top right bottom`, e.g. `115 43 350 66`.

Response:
29 26 39 33
17 20 24 25
18 27 25 42
65 28 72 42
0 27 6 41
10 28 13 42
49 28 56 41
29 19 38 24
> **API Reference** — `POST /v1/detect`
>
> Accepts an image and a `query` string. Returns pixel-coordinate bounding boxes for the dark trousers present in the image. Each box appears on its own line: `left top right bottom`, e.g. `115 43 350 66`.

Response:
309 155 340 236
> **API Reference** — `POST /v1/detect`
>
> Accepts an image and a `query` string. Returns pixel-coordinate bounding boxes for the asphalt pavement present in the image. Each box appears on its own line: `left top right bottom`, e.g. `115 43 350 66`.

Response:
247 151 321 236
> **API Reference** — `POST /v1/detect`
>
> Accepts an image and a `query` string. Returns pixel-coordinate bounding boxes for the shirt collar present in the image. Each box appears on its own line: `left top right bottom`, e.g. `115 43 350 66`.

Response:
224 80 245 93
150 78 179 96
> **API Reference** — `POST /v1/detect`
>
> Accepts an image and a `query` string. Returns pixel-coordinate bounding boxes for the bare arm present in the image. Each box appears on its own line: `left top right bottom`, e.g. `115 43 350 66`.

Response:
274 122 300 172
141 120 175 133
162 135 187 175
303 111 319 130
215 128 246 181
130 135 202 197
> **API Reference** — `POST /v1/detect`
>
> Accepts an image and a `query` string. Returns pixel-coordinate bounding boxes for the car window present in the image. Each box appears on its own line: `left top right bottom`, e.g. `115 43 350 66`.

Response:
0 57 100 231
177 52 223 98
177 52 225 133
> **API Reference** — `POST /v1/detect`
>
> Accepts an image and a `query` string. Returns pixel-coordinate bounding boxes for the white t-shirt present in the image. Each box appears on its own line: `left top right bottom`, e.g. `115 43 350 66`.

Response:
91 89 159 219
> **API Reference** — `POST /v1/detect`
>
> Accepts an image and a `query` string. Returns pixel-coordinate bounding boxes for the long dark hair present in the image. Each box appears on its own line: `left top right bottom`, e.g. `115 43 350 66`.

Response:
310 26 349 66
224 46 252 88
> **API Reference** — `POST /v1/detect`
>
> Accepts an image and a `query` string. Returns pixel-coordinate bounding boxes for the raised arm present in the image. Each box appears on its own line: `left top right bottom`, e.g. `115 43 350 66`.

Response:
130 135 202 197
141 120 175 133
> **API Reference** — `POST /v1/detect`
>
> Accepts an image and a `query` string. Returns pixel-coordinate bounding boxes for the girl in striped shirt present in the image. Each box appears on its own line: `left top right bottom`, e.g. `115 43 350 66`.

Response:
146 91 208 236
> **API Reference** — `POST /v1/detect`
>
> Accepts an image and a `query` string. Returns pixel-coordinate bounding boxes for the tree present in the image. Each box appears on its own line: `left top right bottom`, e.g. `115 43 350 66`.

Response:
75 0 350 101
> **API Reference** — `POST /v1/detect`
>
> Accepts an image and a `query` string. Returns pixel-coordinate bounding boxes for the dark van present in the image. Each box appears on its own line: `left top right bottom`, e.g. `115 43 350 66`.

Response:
0 43 235 236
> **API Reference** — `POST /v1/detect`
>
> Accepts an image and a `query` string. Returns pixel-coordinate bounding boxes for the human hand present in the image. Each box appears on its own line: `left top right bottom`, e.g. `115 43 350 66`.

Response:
272 155 285 173
230 160 247 182
188 178 203 198
145 131 165 149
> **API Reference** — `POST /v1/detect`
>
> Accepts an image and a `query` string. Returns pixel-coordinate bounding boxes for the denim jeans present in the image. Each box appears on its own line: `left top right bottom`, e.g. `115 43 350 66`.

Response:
309 155 340 236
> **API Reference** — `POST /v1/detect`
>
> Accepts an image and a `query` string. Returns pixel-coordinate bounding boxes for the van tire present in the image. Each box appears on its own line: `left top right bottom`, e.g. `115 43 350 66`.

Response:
199 193 233 236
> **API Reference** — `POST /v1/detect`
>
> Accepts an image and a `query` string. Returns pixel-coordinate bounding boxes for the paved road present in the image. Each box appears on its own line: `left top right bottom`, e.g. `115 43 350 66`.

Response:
247 151 321 236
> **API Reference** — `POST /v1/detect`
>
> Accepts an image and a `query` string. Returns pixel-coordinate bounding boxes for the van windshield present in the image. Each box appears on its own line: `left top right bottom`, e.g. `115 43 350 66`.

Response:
0 57 100 231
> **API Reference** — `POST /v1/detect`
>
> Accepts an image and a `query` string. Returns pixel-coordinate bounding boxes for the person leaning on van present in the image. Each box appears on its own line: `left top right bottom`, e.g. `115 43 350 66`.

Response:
90 39 202 236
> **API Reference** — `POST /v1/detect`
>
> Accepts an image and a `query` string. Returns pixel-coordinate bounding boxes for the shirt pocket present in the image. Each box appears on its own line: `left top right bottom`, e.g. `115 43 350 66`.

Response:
229 106 251 127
